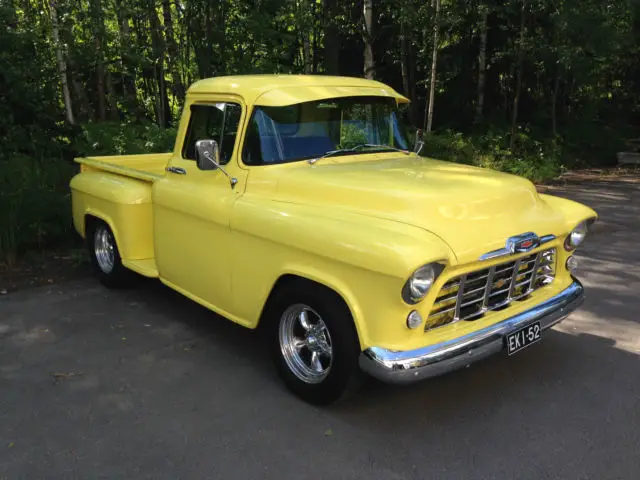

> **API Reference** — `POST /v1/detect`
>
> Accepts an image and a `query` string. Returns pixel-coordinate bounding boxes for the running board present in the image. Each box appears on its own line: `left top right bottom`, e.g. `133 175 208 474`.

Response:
123 258 159 278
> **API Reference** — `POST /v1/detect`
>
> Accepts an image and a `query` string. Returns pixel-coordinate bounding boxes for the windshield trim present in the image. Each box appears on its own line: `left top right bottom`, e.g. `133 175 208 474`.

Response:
239 96 411 167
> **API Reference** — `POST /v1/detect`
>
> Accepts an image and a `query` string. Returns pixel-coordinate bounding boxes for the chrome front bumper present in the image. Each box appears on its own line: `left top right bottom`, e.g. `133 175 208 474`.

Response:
359 278 585 384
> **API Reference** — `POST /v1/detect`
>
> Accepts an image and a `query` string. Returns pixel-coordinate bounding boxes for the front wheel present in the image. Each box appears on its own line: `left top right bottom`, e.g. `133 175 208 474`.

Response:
267 283 363 405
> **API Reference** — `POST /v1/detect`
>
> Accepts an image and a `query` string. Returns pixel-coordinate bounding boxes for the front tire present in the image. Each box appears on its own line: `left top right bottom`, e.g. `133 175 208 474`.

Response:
86 219 136 289
267 282 363 405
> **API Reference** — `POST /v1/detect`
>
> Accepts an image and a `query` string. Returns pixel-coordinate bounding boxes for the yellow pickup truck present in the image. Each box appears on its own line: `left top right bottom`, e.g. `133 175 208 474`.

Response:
70 74 597 405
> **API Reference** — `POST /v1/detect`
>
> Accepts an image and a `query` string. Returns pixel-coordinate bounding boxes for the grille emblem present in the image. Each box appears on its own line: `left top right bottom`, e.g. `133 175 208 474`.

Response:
479 232 548 260
509 233 540 253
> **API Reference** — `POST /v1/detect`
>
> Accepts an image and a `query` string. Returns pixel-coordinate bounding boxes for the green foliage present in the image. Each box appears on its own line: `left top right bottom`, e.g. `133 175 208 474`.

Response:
0 155 78 264
339 123 369 148
0 121 177 263
2 0 640 263
76 121 178 156
421 128 565 184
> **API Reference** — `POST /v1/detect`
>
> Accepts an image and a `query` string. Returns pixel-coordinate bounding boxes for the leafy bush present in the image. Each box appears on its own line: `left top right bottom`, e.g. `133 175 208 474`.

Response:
76 121 177 156
420 128 565 183
0 121 177 264
0 155 78 264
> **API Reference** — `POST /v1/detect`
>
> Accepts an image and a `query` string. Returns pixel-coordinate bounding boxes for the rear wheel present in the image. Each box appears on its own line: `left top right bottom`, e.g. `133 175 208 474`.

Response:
87 219 136 288
267 282 363 405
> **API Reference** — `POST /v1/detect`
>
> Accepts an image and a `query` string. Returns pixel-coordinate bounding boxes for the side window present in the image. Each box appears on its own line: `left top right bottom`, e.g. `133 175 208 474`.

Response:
182 102 242 165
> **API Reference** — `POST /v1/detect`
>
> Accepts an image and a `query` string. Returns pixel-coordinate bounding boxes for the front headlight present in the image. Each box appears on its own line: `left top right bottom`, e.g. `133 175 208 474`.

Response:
402 262 445 304
564 220 589 251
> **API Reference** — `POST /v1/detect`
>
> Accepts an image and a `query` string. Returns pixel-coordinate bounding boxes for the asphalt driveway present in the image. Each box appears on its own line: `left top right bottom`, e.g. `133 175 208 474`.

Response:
1 176 639 479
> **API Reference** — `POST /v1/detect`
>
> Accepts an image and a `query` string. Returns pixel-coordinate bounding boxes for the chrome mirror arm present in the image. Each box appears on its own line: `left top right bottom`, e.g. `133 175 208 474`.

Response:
203 151 238 188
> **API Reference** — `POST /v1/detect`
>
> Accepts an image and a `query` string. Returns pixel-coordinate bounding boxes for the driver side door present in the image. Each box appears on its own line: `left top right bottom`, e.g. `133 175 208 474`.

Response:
153 99 246 316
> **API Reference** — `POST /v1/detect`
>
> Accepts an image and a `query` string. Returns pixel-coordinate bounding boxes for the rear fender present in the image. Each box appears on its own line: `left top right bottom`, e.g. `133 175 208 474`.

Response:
70 171 154 260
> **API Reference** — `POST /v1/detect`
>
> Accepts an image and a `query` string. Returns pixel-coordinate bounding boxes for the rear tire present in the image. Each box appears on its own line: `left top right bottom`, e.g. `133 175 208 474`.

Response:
86 219 137 289
266 281 363 405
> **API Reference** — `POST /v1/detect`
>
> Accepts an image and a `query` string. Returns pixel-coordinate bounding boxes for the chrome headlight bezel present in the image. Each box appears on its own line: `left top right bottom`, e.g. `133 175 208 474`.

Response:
564 220 590 251
402 262 446 305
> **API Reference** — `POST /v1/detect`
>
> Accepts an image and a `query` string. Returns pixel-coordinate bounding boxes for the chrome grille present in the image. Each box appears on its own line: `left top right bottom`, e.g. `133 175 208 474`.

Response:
426 248 556 331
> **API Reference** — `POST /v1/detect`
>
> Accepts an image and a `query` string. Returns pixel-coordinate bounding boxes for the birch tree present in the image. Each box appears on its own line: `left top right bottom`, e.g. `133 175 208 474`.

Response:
49 0 74 124
425 0 440 132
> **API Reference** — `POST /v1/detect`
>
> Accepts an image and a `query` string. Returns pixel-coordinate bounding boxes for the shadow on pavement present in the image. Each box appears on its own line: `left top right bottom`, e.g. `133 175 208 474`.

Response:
1 177 639 479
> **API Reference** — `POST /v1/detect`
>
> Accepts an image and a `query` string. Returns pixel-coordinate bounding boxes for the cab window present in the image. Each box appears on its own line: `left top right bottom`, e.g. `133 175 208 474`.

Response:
182 102 242 165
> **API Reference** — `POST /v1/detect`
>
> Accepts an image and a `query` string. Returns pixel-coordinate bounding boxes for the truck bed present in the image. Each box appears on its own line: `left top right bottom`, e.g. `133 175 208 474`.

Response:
74 152 172 182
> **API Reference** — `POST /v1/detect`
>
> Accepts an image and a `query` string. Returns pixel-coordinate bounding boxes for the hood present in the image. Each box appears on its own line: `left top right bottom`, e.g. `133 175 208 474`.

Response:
260 156 566 265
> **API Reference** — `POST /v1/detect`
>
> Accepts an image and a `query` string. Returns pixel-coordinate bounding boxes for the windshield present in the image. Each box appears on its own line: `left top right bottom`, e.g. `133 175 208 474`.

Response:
242 96 410 165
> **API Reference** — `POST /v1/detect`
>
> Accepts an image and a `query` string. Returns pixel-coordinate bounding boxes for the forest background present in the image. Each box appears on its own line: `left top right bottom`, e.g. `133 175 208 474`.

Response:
1 0 639 263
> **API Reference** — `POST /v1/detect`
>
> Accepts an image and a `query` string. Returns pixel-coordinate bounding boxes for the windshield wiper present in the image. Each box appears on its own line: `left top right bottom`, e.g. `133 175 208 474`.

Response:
307 144 410 164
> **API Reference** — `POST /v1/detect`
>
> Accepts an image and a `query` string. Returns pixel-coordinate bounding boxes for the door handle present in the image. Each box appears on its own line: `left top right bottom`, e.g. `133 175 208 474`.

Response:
166 166 186 175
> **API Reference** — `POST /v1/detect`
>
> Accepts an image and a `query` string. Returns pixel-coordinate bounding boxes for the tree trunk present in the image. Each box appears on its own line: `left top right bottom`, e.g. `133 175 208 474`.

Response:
115 1 137 109
106 70 119 120
312 0 318 73
49 0 74 125
400 7 410 96
162 0 185 102
551 70 560 137
217 0 227 75
362 0 374 79
67 54 90 122
322 0 339 74
297 0 312 73
474 5 488 124
89 0 106 121
425 0 440 132
149 0 170 126
400 4 417 124
204 1 214 77
302 34 312 73
509 0 527 151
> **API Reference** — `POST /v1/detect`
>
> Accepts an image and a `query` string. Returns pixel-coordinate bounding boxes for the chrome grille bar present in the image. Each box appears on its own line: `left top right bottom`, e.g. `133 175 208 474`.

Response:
426 248 556 331
453 275 467 321
507 259 522 299
481 265 496 312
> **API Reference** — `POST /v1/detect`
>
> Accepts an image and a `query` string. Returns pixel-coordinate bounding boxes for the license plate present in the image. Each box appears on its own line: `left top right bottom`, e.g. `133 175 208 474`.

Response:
506 321 541 355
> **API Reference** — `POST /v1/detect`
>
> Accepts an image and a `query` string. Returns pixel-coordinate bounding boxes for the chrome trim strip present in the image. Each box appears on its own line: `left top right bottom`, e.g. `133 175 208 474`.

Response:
359 278 584 384
540 234 556 245
479 233 556 261
479 248 513 261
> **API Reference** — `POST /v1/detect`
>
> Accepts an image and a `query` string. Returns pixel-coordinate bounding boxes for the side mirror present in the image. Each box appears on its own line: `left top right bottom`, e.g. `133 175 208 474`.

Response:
414 129 425 156
194 138 239 189
195 139 220 171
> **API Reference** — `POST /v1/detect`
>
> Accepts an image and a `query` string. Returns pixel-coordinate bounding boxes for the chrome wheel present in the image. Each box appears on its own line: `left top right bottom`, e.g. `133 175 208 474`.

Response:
279 304 333 384
94 225 115 274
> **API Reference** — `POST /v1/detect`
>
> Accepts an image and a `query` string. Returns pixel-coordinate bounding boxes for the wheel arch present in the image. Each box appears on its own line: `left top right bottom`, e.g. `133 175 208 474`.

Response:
258 272 366 350
84 212 123 253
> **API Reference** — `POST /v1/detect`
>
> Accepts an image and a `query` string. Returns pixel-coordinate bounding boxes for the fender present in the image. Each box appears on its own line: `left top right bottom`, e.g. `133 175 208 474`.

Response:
70 171 155 260
228 197 456 347
539 193 598 231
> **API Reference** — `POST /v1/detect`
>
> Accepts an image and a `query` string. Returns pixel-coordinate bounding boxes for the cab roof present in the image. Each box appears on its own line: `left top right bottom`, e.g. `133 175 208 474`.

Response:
187 74 410 107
